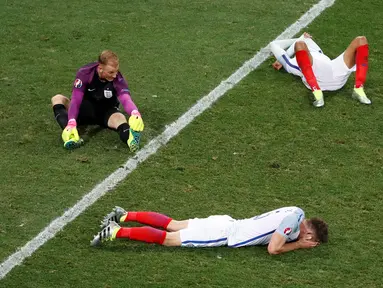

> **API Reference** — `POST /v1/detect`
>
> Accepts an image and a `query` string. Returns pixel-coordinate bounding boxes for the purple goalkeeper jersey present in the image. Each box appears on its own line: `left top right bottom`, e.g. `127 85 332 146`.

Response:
68 62 138 120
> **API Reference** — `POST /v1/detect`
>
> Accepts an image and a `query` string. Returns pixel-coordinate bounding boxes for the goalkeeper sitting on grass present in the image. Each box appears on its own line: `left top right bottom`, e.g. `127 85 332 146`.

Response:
51 50 144 152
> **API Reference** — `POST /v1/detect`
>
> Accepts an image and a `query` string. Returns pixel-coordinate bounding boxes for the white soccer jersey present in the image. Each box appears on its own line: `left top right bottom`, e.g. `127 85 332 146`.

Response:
227 206 305 248
179 207 305 248
285 52 356 91
278 37 356 91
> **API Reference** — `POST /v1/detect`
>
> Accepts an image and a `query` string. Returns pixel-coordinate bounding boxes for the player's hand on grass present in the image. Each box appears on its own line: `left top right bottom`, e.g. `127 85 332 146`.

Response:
272 61 283 70
129 110 144 132
303 32 312 39
62 118 80 143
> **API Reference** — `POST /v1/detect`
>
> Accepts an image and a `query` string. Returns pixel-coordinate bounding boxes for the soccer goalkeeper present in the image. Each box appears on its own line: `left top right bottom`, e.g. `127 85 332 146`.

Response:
51 50 144 151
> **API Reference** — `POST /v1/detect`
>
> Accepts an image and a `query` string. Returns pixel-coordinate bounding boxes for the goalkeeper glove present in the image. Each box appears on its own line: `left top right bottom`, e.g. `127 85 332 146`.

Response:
128 110 144 131
62 119 81 149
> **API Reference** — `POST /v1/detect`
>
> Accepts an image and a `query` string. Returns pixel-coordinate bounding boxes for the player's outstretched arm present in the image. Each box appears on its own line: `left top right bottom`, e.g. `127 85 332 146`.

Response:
118 93 144 132
61 89 85 149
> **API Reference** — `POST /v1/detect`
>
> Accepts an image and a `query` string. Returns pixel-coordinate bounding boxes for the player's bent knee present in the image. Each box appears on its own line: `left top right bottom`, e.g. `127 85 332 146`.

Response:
355 36 368 45
294 40 308 52
51 94 69 106
108 112 127 129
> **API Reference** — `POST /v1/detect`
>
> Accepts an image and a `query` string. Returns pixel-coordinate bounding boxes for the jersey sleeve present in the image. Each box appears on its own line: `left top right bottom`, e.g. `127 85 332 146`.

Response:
114 72 138 115
114 72 131 97
68 71 87 120
275 213 300 239
280 56 303 77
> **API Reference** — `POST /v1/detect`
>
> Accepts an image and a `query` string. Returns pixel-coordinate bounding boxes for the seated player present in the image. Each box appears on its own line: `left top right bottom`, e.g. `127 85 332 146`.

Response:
51 50 144 151
91 206 328 255
270 32 371 107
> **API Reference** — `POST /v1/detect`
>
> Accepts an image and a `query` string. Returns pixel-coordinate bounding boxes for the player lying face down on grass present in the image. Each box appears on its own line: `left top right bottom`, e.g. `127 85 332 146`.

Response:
51 50 144 152
91 206 328 255
270 32 371 108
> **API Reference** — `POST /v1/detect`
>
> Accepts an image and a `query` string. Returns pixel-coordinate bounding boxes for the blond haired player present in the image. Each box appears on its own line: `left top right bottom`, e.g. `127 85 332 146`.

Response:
51 50 144 151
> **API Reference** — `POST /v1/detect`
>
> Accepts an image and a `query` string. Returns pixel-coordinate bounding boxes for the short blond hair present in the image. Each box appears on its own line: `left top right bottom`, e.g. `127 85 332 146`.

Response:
98 50 119 65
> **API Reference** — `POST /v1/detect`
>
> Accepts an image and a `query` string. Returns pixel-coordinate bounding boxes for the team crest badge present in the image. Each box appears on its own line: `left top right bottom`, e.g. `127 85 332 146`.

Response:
104 90 113 98
74 78 83 88
284 227 292 235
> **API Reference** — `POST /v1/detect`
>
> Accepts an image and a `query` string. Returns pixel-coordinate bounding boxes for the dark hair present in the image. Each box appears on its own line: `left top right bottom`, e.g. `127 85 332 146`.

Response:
309 217 328 243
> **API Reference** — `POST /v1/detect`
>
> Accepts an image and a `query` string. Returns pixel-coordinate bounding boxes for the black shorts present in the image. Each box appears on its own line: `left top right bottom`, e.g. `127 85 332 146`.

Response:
77 99 120 128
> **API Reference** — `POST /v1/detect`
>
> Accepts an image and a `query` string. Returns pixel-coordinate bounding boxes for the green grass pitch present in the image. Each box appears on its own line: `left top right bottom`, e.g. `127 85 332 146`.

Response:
0 0 382 287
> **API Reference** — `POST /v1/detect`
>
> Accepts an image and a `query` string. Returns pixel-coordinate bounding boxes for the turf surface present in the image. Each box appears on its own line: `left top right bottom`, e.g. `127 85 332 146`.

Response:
1 0 382 287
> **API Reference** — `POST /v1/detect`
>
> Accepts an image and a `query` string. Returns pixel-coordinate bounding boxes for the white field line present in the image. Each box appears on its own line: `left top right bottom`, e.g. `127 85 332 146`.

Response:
0 0 335 280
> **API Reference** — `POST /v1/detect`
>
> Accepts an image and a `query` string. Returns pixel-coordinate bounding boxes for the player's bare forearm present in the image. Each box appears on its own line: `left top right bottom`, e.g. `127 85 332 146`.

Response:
267 230 320 254
268 232 319 255
268 241 300 254
269 239 319 254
